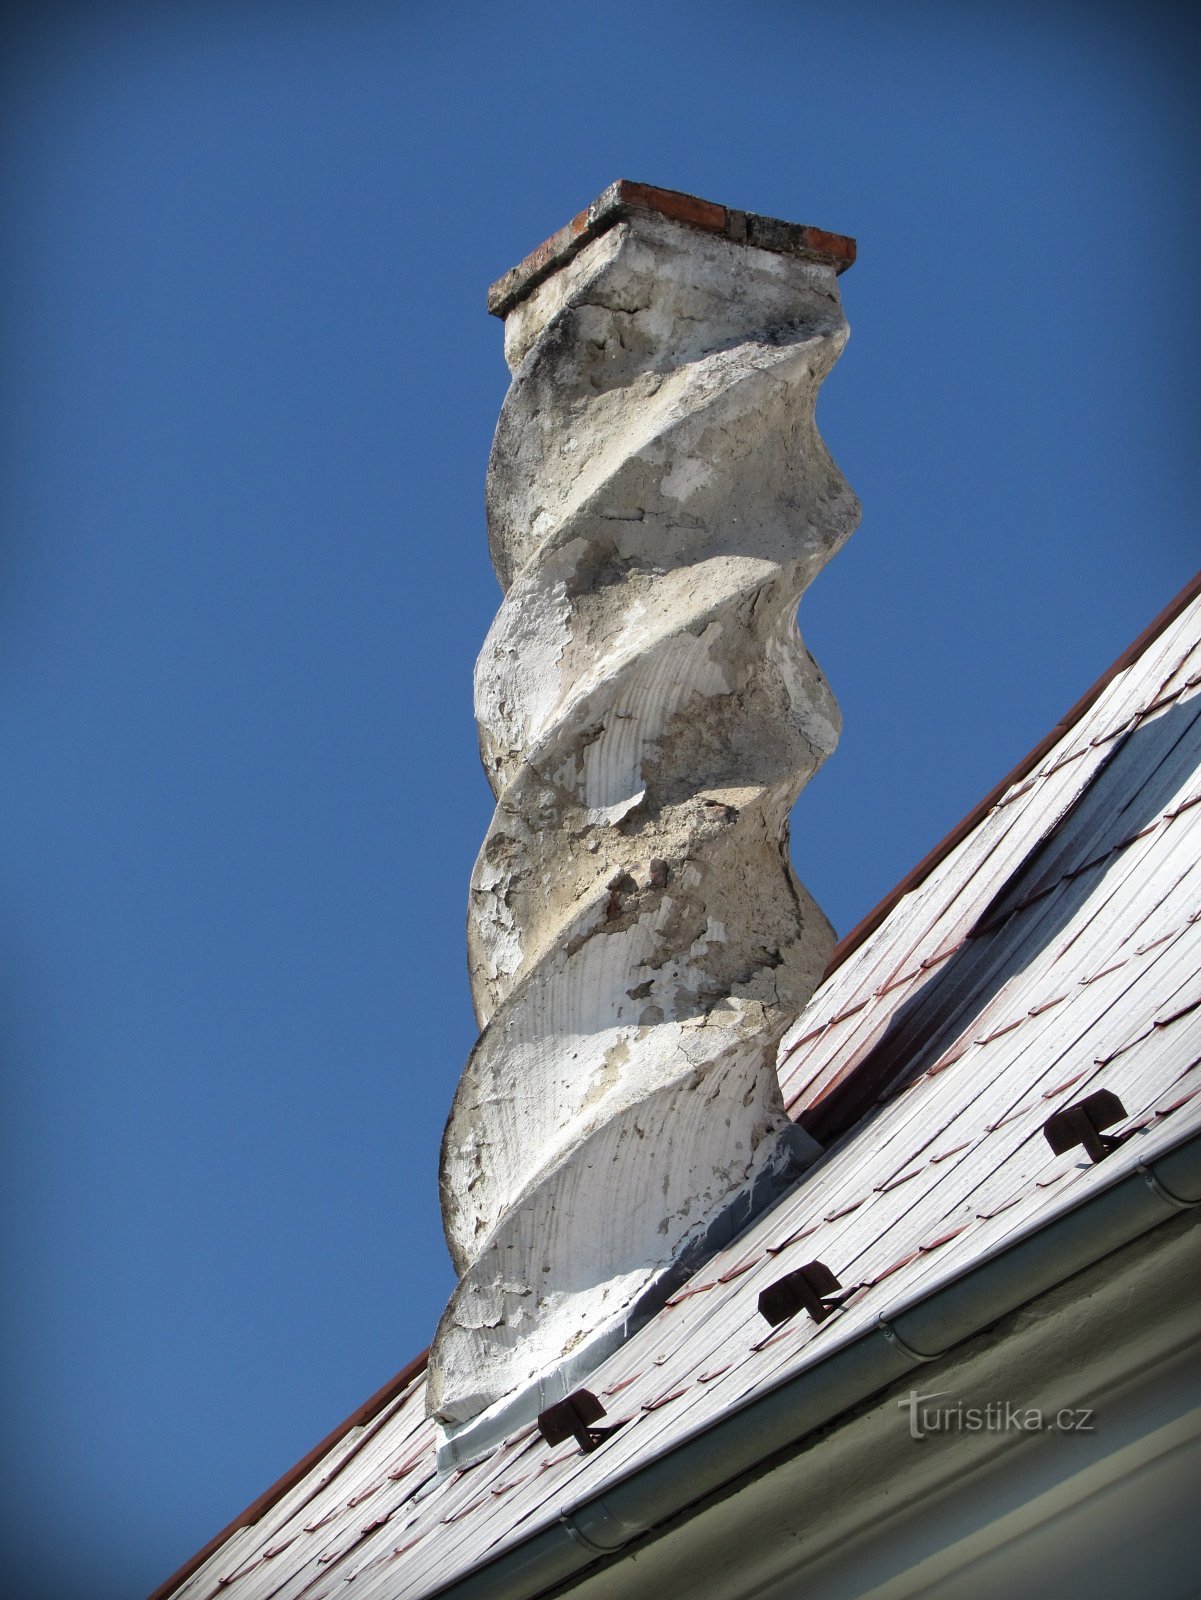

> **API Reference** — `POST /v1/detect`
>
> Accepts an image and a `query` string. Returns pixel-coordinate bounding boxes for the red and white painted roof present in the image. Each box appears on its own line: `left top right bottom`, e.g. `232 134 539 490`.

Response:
155 575 1201 1600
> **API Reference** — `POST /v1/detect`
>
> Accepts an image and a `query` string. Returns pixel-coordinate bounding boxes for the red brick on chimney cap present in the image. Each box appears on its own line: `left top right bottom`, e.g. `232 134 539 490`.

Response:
487 180 856 319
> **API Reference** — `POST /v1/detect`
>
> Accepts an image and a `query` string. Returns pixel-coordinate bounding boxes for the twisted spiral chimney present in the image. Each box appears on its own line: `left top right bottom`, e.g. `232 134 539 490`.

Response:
428 183 859 1448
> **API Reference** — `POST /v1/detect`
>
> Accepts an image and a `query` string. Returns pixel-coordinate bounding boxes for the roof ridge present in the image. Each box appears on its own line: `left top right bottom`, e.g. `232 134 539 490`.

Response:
822 569 1201 979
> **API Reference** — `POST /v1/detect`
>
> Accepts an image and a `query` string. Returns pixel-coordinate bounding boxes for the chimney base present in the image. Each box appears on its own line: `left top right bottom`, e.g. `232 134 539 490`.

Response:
434 1120 817 1472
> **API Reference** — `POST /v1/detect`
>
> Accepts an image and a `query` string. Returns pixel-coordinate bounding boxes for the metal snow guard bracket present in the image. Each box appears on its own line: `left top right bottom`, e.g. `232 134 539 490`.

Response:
537 1390 618 1454
1044 1089 1130 1164
758 1261 853 1327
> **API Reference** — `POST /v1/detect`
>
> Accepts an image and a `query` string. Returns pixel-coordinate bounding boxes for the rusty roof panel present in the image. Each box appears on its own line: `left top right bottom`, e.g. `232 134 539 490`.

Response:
159 578 1201 1600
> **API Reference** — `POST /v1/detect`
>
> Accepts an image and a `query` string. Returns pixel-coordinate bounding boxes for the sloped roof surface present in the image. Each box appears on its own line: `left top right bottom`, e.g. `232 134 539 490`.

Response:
160 581 1201 1600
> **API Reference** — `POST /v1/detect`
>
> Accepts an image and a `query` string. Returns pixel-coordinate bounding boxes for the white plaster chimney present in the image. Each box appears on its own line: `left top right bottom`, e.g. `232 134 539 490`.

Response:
428 182 859 1453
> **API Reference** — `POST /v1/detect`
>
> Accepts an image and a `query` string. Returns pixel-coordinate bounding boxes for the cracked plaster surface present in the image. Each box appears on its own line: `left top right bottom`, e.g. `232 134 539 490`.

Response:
428 212 859 1429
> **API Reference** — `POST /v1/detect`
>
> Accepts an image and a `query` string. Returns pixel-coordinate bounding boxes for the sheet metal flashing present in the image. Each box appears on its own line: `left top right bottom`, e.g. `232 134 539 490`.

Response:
425 1127 1201 1600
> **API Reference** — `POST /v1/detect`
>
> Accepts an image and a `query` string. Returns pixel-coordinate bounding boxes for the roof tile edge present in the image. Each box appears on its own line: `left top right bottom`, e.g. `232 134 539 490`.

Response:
146 1349 430 1600
486 179 857 319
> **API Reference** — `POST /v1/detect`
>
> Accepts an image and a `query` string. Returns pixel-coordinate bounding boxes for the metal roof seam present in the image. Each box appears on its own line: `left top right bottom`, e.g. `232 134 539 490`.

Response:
823 573 1201 975
152 584 1201 1600
421 1128 1201 1600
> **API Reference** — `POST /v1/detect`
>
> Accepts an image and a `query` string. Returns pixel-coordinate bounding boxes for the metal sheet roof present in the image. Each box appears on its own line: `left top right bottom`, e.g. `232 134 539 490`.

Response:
156 578 1201 1600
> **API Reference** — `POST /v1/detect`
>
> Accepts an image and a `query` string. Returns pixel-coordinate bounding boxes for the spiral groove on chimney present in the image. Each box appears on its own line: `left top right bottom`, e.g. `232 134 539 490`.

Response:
428 184 859 1441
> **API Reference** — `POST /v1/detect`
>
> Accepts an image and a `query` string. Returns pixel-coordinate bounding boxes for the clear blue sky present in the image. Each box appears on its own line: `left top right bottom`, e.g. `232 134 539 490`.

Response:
1 3 1196 1595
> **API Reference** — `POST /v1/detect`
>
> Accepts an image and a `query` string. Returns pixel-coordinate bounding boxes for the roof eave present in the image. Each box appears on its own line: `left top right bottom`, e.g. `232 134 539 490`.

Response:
424 1127 1201 1600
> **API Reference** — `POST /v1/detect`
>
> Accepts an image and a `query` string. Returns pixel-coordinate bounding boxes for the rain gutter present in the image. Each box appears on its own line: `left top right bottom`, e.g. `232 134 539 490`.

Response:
428 1127 1201 1600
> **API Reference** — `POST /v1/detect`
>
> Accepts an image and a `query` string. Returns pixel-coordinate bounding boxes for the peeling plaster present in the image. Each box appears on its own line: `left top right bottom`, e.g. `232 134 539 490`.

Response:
429 208 859 1432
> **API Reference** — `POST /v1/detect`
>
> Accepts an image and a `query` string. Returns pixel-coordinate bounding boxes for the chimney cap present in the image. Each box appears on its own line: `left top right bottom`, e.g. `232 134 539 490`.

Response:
487 179 856 320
